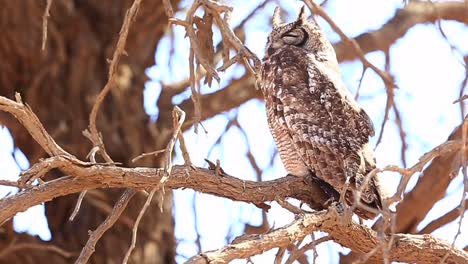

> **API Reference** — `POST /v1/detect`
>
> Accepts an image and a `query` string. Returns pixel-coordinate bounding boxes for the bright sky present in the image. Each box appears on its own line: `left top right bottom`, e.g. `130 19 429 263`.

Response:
0 0 467 263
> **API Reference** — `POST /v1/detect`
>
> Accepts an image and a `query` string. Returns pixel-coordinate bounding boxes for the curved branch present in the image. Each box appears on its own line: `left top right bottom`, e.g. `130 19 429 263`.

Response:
187 209 468 264
334 1 468 62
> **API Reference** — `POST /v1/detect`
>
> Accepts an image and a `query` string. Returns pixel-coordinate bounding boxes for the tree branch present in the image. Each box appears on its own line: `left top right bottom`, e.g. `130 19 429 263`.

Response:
334 1 468 62
394 118 468 233
186 209 468 264
419 199 468 235
0 158 313 225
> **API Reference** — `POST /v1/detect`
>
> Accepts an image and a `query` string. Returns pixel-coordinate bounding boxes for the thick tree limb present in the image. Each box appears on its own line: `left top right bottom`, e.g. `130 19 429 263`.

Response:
419 199 468 235
394 119 468 233
0 159 312 225
334 1 468 62
186 209 468 264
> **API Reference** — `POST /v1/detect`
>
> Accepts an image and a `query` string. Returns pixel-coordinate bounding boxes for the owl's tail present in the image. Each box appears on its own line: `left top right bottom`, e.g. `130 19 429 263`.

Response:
342 145 384 219
351 175 384 220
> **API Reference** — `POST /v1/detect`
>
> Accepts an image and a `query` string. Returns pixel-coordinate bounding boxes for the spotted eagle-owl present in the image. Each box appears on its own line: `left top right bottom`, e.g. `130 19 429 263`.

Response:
260 7 383 219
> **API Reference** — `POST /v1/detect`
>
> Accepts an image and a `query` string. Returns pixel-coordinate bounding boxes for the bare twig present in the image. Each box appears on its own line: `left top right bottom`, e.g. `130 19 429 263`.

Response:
86 0 143 162
192 192 202 253
454 94 468 104
167 0 261 131
384 139 464 204
122 106 187 262
41 0 53 51
161 106 186 183
122 188 156 264
69 0 143 228
285 235 331 264
69 190 88 221
131 149 166 163
160 0 268 98
75 189 136 264
273 247 286 264
275 199 307 214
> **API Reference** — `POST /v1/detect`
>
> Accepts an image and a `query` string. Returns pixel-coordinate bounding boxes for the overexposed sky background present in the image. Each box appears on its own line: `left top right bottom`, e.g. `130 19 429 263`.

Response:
1 0 467 263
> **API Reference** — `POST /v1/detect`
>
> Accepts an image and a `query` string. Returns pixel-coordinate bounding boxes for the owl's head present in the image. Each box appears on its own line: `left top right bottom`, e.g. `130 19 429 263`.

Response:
265 6 334 59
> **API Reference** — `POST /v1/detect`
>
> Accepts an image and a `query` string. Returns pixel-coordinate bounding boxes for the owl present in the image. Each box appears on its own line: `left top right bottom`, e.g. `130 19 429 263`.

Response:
260 7 383 219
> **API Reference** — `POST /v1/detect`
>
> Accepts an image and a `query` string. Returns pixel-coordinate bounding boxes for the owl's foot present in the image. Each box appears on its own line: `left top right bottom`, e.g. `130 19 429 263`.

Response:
329 200 353 224
330 201 344 215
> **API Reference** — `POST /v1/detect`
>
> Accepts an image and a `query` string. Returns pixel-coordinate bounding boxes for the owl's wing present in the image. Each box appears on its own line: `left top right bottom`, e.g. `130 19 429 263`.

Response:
359 108 375 137
311 60 375 140
276 70 376 190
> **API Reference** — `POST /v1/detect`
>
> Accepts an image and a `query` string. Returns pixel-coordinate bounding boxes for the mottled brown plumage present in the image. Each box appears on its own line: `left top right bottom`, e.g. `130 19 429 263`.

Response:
260 7 383 219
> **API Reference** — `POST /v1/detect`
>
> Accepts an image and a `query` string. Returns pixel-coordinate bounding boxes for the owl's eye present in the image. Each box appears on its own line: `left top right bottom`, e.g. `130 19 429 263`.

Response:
282 28 307 46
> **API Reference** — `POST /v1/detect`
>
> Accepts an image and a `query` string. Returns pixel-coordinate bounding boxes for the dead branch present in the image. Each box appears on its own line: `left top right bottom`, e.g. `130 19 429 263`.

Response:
124 106 187 262
285 236 331 264
0 180 22 188
75 189 136 264
0 94 68 157
41 0 53 51
0 159 311 225
86 0 143 162
122 189 155 264
165 0 261 131
186 208 468 264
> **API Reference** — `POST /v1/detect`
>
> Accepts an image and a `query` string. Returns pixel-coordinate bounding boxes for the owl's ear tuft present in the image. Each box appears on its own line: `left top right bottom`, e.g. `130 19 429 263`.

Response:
296 5 307 25
272 6 282 29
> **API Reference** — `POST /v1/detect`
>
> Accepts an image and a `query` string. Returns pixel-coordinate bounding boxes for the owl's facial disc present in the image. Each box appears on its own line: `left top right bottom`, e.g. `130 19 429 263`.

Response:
282 28 308 46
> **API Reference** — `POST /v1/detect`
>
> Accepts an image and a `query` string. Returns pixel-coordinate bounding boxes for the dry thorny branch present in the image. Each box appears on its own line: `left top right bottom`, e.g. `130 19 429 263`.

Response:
1 0 468 263
165 0 261 133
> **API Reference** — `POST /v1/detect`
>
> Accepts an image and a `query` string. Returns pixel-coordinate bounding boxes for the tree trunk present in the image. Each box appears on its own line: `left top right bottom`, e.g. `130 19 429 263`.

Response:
0 1 179 263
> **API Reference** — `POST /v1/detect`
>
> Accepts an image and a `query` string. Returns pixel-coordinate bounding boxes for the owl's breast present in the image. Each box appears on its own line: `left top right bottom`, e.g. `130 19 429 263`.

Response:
261 46 311 97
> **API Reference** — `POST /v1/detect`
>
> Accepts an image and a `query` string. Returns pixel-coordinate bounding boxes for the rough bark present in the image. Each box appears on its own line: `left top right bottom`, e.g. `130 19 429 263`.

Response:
0 1 179 263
